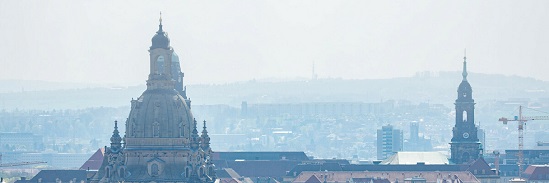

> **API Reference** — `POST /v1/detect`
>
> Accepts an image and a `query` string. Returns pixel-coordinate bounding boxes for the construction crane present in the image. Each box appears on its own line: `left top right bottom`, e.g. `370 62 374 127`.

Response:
498 105 549 178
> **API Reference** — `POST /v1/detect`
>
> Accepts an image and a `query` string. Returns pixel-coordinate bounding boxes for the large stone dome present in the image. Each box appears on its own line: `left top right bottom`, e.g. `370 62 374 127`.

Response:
125 88 193 142
92 19 215 183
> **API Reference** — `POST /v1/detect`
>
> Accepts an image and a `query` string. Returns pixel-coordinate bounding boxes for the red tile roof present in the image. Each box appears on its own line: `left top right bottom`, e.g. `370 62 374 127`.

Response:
304 175 321 183
524 165 549 180
79 148 104 171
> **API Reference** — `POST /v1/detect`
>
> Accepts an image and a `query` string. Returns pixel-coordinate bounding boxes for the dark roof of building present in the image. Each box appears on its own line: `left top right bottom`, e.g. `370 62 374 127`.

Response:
303 159 350 165
321 162 343 171
15 170 87 183
498 164 519 171
288 158 495 177
215 169 234 178
213 159 229 168
341 164 465 172
212 151 309 161
351 177 391 183
287 163 348 177
465 158 498 176
288 164 321 177
223 160 300 179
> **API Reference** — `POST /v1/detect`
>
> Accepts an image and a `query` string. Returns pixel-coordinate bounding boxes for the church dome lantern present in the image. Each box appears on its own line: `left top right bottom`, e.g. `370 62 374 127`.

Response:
150 15 170 50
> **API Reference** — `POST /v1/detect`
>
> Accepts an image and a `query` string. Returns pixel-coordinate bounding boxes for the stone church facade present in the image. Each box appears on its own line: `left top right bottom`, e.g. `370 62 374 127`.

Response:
90 18 215 183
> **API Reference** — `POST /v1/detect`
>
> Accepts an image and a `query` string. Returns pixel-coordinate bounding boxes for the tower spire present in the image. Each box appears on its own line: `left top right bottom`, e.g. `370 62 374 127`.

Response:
203 120 207 132
462 49 468 81
157 11 164 33
192 118 199 135
110 120 122 151
201 120 210 149
201 120 209 138
191 118 200 149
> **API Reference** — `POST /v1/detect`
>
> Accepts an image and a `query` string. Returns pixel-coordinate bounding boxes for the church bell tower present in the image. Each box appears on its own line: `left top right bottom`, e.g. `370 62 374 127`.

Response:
450 53 482 164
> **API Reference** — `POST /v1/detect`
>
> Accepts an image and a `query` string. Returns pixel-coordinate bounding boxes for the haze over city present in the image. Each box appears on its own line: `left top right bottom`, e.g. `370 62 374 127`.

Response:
2 1 549 85
2 1 549 183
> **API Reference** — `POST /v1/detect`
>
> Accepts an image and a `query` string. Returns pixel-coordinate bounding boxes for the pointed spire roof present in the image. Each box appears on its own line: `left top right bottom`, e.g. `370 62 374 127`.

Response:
201 120 210 149
110 121 121 143
158 11 163 33
191 118 200 149
457 50 473 100
462 49 468 81
110 121 122 151
192 118 199 136
201 120 208 136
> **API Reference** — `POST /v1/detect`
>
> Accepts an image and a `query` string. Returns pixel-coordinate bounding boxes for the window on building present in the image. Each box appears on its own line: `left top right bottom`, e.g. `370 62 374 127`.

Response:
151 164 159 176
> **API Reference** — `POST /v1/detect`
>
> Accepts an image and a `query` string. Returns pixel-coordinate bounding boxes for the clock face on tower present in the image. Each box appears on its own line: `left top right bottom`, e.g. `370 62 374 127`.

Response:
463 132 469 139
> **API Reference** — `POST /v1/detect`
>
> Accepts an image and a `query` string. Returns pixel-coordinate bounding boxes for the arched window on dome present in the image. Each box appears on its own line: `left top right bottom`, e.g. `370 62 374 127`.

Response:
156 56 165 75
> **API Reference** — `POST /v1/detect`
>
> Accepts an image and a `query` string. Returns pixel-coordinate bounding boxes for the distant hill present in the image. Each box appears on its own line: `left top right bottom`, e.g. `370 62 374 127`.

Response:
0 80 110 93
188 71 549 107
0 72 548 110
0 85 146 110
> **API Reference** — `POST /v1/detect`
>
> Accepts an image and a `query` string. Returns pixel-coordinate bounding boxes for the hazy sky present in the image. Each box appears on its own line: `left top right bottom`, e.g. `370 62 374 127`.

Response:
1 1 549 85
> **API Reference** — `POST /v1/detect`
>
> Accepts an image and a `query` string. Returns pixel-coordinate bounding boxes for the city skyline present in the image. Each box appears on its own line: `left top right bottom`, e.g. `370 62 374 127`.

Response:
2 2 549 181
1 1 549 85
